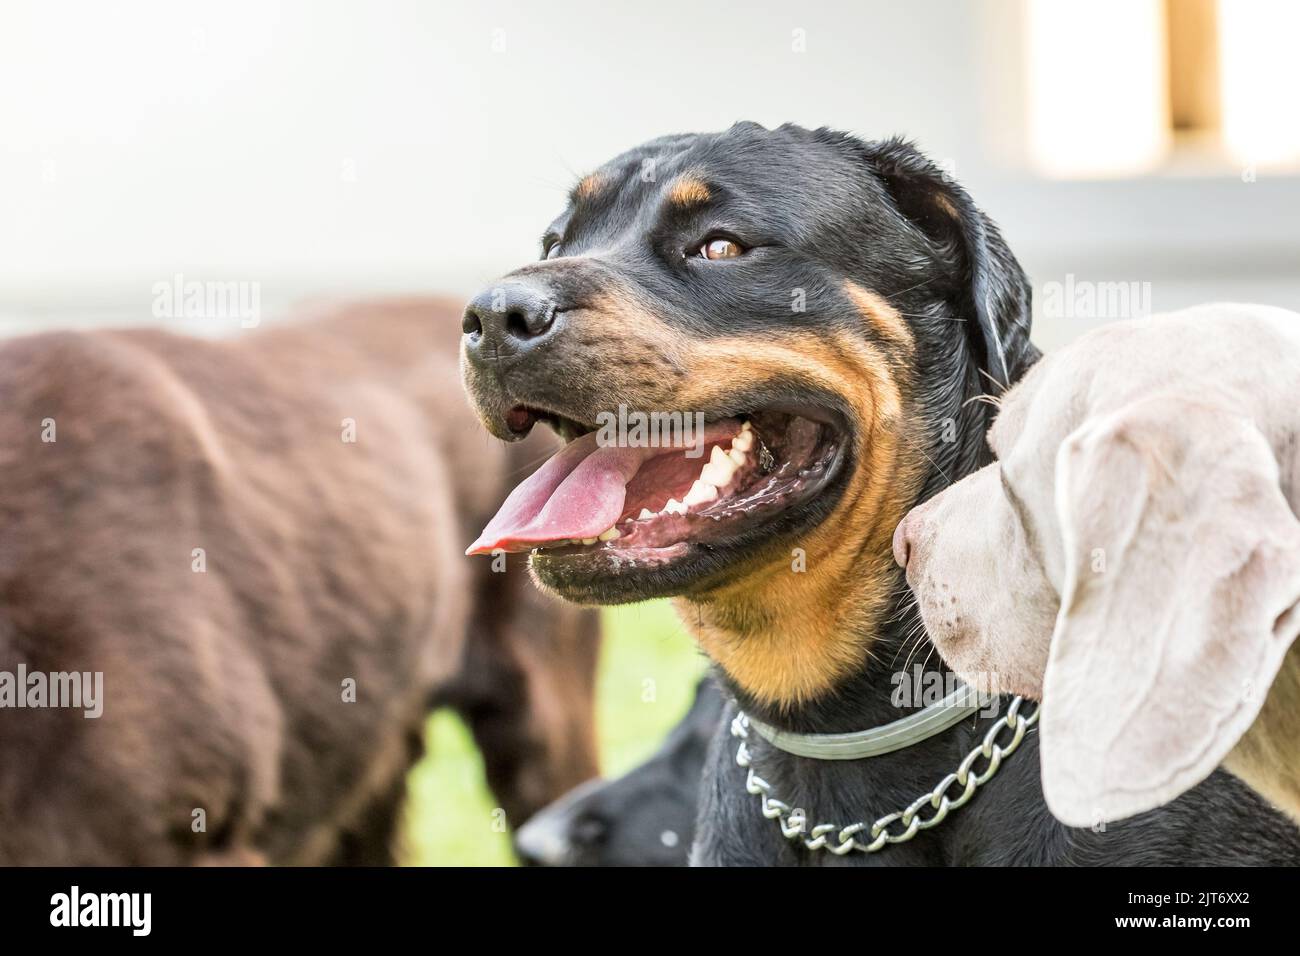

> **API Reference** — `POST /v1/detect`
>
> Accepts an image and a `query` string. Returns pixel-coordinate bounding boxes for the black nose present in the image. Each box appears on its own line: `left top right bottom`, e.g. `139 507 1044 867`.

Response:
462 281 559 364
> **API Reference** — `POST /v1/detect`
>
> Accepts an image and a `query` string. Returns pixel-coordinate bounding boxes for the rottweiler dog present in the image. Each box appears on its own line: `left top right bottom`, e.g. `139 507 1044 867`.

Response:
461 123 1300 865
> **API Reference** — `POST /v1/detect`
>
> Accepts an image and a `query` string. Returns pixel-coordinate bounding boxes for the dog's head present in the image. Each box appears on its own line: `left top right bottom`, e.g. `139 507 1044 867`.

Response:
513 677 722 867
462 123 1034 706
892 354 1069 700
896 311 1300 824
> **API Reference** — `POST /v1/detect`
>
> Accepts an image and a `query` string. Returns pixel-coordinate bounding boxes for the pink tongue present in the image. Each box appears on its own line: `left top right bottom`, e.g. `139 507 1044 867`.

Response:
467 419 740 555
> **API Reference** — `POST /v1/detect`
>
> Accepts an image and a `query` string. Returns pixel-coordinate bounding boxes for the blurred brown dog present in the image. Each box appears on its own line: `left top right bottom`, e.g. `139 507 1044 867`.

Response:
0 297 599 864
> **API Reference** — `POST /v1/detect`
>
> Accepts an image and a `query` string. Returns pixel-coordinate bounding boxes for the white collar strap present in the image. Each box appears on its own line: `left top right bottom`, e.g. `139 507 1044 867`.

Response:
743 683 984 760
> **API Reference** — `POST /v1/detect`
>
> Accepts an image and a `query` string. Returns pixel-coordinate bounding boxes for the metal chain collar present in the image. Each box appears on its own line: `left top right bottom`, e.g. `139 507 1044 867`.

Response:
731 696 1040 855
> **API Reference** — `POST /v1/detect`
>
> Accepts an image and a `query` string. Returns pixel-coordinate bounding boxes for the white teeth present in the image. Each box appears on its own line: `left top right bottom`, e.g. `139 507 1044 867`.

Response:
701 445 737 487
627 430 760 525
598 527 620 541
581 537 597 545
683 479 718 507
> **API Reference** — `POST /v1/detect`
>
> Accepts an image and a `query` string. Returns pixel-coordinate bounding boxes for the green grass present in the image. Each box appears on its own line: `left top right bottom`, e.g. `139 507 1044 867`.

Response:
402 599 706 866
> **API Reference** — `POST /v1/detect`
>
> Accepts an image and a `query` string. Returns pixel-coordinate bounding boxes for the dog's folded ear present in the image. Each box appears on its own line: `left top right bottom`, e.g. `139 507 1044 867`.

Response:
1041 393 1300 827
864 138 1037 391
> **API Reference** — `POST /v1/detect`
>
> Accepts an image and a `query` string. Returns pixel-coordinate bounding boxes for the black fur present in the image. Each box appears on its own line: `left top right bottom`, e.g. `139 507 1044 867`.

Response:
693 694 1300 865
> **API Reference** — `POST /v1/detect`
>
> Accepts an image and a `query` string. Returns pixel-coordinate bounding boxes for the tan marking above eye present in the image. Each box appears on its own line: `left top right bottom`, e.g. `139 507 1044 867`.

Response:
573 173 606 202
700 238 743 260
667 176 711 207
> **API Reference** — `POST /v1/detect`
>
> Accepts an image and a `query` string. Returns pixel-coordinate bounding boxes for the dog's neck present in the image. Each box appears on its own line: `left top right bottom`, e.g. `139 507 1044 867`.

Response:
678 533 905 728
680 561 943 734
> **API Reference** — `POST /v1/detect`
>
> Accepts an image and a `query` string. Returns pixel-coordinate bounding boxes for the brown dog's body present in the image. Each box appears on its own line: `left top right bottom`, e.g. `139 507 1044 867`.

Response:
0 298 598 864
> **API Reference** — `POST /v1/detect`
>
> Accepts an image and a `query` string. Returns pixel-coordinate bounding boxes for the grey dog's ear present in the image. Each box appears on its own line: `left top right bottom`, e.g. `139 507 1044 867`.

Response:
864 138 1037 391
1040 393 1300 827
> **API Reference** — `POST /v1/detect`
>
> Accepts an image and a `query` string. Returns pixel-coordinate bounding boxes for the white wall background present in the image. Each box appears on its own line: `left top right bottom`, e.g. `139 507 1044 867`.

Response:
3 0 1298 347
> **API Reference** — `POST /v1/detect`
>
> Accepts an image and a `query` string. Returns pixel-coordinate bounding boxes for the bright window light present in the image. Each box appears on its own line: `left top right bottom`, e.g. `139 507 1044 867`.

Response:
1218 0 1300 166
1025 0 1171 178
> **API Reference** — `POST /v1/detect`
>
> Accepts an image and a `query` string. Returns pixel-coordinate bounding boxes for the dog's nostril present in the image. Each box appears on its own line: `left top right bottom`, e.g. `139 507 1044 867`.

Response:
892 519 911 569
505 310 531 339
571 815 607 848
462 283 557 363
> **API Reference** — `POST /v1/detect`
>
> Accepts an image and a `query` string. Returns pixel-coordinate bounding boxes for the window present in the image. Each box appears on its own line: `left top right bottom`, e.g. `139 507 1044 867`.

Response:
1024 0 1300 178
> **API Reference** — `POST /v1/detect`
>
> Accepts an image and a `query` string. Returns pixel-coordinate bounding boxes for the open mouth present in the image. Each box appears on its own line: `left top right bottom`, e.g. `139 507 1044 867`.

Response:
467 405 847 588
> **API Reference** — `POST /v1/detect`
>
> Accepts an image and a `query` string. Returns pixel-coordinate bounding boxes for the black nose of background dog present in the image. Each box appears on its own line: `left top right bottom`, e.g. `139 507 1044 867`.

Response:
513 809 608 867
462 282 559 365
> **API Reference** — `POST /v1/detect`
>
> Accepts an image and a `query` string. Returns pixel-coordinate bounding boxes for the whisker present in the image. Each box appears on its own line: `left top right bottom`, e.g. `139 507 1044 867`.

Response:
902 634 927 675
962 392 1002 411
894 624 925 671
901 617 931 673
889 311 965 323
978 367 1012 395
897 430 953 488
502 447 564 480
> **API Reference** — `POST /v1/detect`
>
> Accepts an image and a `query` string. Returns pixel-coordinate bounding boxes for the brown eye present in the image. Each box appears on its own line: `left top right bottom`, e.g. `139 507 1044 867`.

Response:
698 237 744 260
